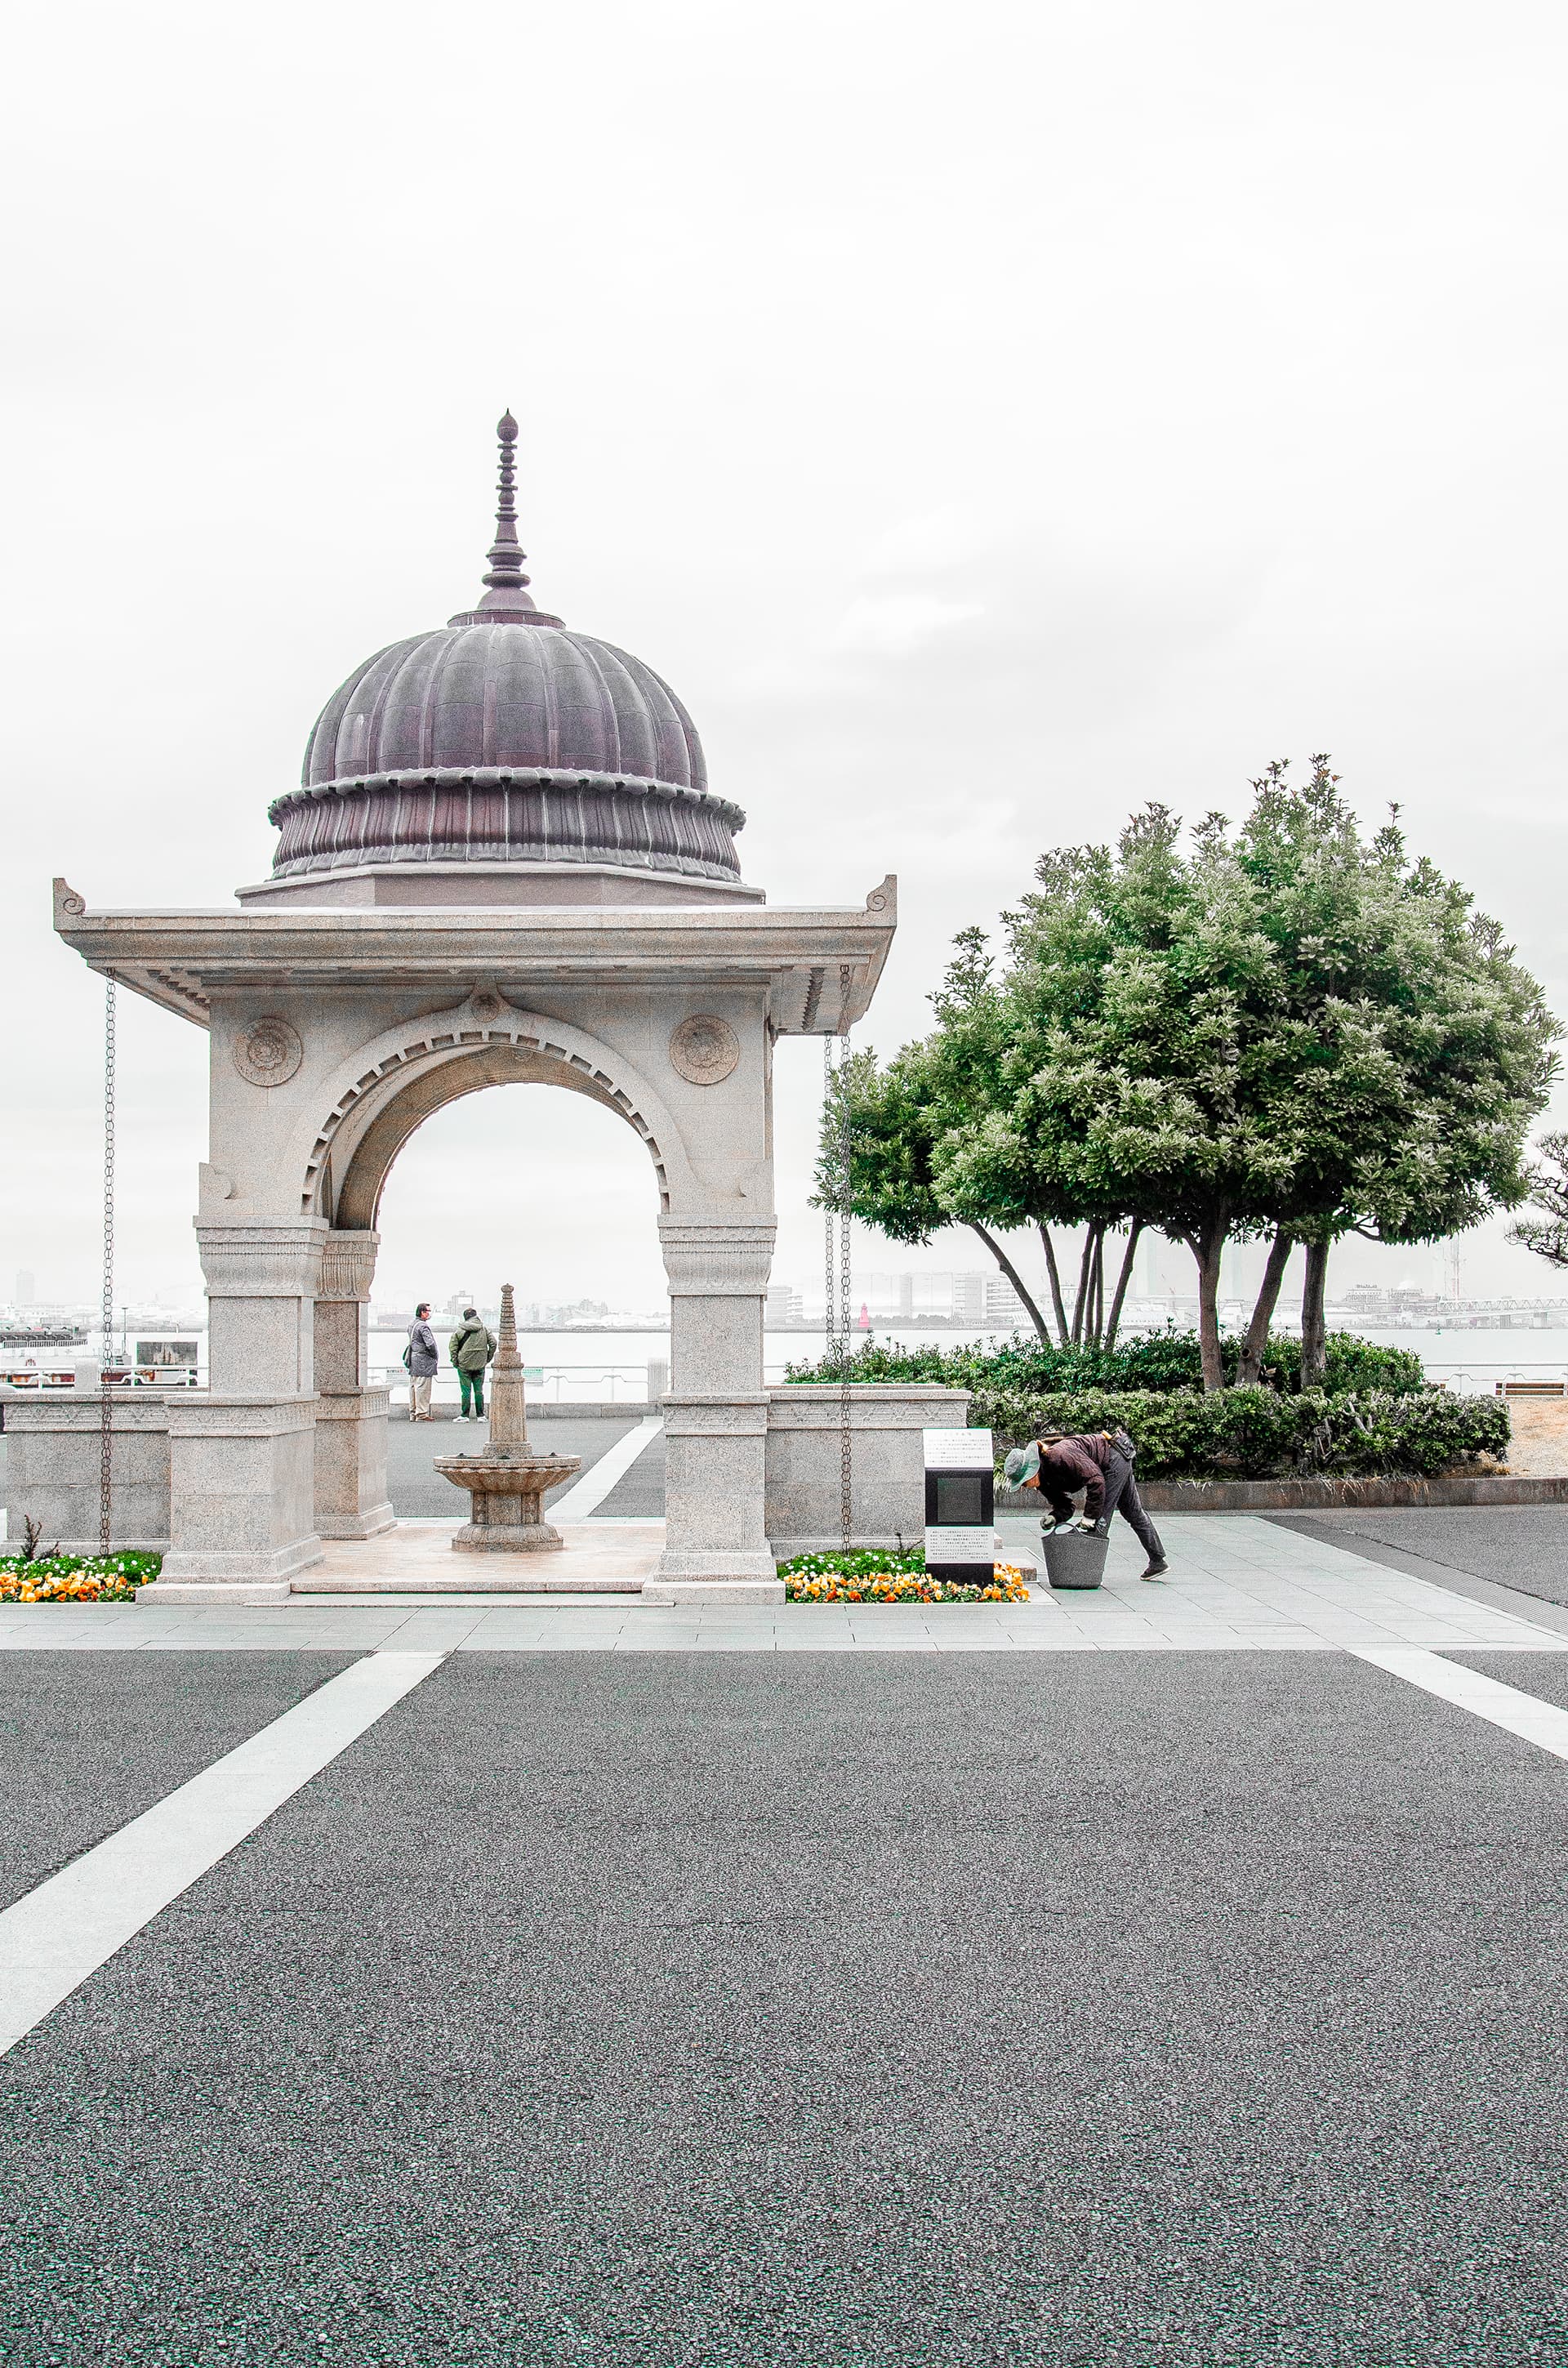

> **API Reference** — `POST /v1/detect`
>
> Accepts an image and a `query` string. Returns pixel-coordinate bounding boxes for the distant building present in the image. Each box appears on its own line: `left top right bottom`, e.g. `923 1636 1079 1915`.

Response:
765 1284 803 1323
985 1273 1029 1328
14 1271 34 1309
951 1272 987 1322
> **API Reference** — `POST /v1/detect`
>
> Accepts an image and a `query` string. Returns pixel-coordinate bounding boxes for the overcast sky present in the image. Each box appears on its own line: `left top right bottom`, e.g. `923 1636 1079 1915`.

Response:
5 0 1566 1317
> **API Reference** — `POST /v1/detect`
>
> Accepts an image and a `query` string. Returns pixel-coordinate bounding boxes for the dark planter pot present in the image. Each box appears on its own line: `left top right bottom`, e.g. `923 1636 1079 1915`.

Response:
1042 1531 1109 1590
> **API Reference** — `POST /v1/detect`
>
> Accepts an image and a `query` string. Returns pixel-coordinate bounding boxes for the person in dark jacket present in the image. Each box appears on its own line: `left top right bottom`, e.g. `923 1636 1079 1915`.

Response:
449 1306 497 1422
406 1303 439 1420
1004 1431 1168 1578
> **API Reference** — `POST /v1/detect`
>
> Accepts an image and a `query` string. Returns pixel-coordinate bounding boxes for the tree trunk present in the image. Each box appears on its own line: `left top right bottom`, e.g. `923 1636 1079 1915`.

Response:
1235 1229 1294 1386
1300 1240 1330 1389
1187 1223 1228 1391
1103 1223 1143 1351
1071 1222 1104 1345
966 1221 1052 1344
1037 1226 1071 1346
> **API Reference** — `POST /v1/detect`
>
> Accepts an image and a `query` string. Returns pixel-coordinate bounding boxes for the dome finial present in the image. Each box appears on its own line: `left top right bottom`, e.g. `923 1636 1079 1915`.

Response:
461 410 564 627
482 409 529 594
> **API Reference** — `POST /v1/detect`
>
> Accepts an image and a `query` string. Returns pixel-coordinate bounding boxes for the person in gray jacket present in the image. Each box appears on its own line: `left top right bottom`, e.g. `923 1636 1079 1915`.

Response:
406 1303 439 1420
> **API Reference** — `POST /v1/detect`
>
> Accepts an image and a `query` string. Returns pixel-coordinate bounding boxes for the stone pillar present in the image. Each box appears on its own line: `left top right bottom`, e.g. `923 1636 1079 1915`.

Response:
140 1217 327 1602
313 1230 394 1541
646 1217 782 1603
198 1218 329 1395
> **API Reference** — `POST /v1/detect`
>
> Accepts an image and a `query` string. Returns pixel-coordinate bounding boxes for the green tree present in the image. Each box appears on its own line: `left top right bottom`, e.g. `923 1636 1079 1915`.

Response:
822 765 1557 1389
1230 760 1557 1380
1506 1134 1568 1269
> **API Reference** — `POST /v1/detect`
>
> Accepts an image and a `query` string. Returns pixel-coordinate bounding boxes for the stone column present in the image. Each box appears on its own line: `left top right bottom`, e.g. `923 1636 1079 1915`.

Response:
646 1216 782 1602
314 1229 394 1541
142 1217 327 1602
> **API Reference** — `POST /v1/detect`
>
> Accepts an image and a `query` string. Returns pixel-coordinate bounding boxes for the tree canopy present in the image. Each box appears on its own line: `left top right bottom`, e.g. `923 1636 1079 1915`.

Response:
821 760 1557 1388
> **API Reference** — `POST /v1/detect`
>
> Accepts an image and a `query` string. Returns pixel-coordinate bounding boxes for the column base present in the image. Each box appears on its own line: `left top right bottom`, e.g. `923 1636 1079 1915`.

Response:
137 1578 294 1606
452 1521 563 1552
317 1503 396 1541
643 1548 783 1604
147 1534 325 1593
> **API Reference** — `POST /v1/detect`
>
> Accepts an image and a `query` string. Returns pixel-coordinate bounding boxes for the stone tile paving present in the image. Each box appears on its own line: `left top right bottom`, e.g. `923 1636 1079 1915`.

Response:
2 1514 1563 1653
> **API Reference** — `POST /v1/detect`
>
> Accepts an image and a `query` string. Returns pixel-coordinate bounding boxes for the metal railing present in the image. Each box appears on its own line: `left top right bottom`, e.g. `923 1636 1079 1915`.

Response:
1423 1361 1568 1395
370 1358 670 1405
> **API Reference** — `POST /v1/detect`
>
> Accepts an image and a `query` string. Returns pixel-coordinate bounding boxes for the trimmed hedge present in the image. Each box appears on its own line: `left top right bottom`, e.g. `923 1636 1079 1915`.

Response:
980 1387 1509 1483
784 1329 1428 1398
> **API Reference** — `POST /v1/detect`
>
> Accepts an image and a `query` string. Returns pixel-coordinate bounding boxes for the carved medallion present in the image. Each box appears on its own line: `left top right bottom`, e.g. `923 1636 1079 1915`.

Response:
234 1015 304 1088
669 1013 740 1086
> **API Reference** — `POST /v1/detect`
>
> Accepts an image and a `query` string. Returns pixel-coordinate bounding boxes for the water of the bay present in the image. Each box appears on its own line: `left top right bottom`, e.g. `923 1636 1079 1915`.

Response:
365 1322 1568 1402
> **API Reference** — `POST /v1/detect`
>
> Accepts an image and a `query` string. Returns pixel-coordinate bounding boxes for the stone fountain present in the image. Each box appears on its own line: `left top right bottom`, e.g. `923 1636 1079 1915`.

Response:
434 1284 581 1550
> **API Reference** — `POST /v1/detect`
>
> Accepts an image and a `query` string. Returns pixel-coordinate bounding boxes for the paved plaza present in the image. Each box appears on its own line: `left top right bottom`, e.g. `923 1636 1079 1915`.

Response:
2 1508 1568 2362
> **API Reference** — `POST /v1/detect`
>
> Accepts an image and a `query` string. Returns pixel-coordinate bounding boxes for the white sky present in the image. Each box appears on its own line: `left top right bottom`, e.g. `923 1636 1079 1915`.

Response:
4 0 1566 1316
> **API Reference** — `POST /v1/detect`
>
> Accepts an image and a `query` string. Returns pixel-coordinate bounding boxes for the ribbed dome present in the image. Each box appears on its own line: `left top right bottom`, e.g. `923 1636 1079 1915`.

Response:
258 414 752 902
298 622 708 793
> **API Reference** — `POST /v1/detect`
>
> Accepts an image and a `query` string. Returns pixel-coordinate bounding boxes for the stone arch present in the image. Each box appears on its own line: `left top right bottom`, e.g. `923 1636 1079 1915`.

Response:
285 1001 690 1229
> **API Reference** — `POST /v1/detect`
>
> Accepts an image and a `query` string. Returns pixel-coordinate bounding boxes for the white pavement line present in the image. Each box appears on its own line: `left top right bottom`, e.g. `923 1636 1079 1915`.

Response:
547 1415 663 1521
0 1650 445 2058
1354 1647 1568 1764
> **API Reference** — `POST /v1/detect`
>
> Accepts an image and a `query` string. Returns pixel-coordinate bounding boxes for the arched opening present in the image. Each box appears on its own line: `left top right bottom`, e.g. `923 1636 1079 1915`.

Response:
329 1041 668 1233
365 1075 670 1518
372 1077 667 1327
298 1016 676 1233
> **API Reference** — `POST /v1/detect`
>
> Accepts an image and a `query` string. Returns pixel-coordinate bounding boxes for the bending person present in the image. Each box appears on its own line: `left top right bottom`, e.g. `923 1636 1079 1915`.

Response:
1004 1430 1169 1581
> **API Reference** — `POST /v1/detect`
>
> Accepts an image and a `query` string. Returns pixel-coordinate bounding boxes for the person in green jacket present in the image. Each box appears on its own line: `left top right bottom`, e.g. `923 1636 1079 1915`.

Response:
449 1306 497 1421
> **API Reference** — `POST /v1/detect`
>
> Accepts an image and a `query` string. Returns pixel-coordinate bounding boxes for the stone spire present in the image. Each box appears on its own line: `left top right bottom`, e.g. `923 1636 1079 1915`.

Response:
486 1282 529 1451
483 413 528 595
463 413 564 628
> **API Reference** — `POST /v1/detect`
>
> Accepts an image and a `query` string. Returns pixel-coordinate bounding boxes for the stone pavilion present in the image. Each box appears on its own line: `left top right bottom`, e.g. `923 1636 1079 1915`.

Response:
40 417 909 1602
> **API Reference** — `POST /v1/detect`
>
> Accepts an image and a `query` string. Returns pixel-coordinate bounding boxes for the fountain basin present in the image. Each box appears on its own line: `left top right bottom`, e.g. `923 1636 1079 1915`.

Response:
433 1447 582 1551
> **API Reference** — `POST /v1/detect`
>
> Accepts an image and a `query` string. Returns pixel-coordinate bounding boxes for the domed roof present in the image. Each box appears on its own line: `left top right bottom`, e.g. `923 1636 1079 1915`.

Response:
261 416 751 902
301 619 707 793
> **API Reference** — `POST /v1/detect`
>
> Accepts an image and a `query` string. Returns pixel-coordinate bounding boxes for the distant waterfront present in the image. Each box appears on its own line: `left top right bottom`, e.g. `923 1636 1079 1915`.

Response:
364 1322 1568 1400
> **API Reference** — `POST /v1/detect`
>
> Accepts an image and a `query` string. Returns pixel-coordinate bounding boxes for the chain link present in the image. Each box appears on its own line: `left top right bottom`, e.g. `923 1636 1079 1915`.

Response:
99 980 117 1553
836 965 853 1546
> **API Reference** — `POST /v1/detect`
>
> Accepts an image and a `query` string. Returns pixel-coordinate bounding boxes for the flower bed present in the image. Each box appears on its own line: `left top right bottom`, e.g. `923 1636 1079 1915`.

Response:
0 1552 160 1604
778 1549 1030 1603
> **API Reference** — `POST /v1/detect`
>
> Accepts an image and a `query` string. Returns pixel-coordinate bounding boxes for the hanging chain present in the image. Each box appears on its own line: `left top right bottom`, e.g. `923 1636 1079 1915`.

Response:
836 964 853 1546
99 980 118 1553
823 1033 837 1367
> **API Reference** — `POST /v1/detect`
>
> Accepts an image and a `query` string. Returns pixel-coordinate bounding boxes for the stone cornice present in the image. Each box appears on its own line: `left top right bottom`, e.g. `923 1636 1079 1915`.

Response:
52 875 897 1037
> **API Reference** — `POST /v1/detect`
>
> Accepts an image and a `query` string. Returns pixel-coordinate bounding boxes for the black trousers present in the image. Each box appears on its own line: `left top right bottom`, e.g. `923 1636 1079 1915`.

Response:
1043 1451 1165 1561
1098 1449 1165 1561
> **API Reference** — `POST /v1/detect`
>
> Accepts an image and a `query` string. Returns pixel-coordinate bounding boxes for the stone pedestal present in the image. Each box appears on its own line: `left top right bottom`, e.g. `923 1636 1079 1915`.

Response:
140 1395 323 1603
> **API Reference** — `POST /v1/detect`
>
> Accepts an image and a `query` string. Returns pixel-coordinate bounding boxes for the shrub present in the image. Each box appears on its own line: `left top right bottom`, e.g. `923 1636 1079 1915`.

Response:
783 1328 1427 1398
982 1387 1508 1482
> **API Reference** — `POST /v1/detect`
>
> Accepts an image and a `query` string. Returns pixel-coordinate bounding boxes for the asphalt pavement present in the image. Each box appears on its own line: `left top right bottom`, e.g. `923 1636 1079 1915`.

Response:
1273 1506 1568 1609
0 1651 354 1911
2 1646 1566 2364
